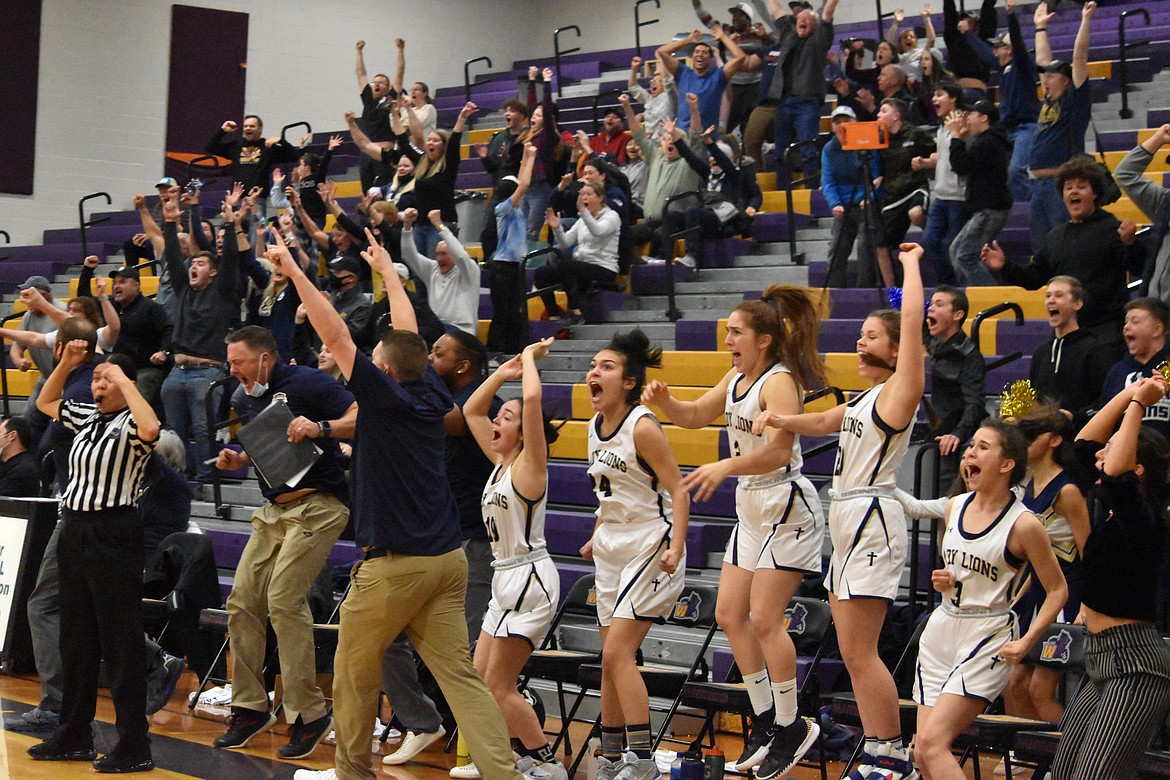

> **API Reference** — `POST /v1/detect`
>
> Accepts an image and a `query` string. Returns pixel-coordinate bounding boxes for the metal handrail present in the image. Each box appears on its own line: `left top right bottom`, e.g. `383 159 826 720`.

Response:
464 56 494 106
591 88 626 135
78 192 112 262
782 137 826 266
186 154 229 186
205 375 236 521
280 121 311 146
554 25 582 91
910 442 942 618
0 230 9 262
635 0 661 57
1119 9 1150 120
520 246 562 345
969 301 1023 355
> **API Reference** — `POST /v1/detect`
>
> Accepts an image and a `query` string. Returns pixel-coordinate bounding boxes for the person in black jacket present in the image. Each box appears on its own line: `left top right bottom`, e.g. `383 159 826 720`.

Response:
948 100 1012 286
0 417 40 497
204 115 299 217
1097 298 1170 442
924 285 986 487
943 0 996 102
1029 275 1111 430
982 157 1135 362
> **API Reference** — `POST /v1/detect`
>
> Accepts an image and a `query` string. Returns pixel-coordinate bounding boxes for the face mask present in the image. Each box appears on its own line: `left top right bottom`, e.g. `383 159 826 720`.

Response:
328 274 346 291
246 356 270 398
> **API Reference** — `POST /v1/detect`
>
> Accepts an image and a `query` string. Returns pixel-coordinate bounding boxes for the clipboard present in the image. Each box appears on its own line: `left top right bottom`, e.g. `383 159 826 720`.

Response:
234 394 322 490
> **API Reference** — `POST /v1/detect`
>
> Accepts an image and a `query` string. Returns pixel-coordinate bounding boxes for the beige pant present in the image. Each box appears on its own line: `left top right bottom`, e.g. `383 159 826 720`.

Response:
225 492 348 723
333 547 521 780
744 103 777 168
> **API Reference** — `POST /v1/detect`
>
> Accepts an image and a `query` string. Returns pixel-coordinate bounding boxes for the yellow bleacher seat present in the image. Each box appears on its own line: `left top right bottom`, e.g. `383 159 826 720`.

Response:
0 369 41 397
67 276 159 299
529 292 567 319
465 128 500 145
1086 61 1112 79
761 189 813 214
332 181 364 198
1103 196 1152 225
551 418 720 466
1103 150 1170 173
467 245 484 260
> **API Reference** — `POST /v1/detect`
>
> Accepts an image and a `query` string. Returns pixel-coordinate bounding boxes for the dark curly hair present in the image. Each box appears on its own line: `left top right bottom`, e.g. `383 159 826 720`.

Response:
604 330 663 405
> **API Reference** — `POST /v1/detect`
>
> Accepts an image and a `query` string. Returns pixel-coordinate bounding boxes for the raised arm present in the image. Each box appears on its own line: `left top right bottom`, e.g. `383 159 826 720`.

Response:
452 102 477 135
107 359 160 443
398 208 437 276
822 0 839 24
355 40 370 91
36 340 90 420
345 111 389 162
875 244 925 430
511 143 538 207
710 25 750 77
657 29 704 75
515 339 553 488
619 92 644 137
393 38 406 95
922 5 936 49
641 372 731 429
94 277 121 347
1071 2 1095 88
135 194 165 258
161 196 189 294
1033 2 1056 67
268 236 357 377
885 9 904 44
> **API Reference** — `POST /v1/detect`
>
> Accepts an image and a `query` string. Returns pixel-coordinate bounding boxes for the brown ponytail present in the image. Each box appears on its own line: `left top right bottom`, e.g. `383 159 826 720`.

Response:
731 285 826 393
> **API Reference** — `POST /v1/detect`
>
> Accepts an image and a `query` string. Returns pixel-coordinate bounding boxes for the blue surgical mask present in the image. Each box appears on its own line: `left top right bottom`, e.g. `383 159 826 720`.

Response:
245 355 270 398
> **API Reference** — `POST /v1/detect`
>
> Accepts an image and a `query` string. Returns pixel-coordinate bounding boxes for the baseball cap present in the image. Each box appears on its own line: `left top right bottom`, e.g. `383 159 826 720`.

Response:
1042 59 1073 78
992 32 1011 47
110 265 140 281
831 105 857 120
329 256 361 275
156 177 179 189
728 2 759 21
18 276 52 293
789 1 813 9
969 99 1000 124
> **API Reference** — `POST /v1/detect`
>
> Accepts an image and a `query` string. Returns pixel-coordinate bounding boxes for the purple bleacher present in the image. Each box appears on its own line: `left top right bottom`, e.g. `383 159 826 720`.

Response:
543 384 573 420
42 224 139 246
1 243 115 265
579 290 628 324
751 212 810 243
206 527 249 569
630 263 697 295
327 541 363 570
455 169 492 190
556 562 594 606
549 460 738 520
992 321 1052 354
675 320 718 351
91 210 149 227
1151 108 1170 127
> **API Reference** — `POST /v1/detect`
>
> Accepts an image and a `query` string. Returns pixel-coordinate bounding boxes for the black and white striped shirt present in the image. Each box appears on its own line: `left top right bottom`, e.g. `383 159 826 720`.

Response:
59 401 156 512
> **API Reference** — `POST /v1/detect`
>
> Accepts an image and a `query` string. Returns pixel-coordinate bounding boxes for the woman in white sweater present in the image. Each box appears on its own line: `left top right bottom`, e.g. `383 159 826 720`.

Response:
536 183 620 326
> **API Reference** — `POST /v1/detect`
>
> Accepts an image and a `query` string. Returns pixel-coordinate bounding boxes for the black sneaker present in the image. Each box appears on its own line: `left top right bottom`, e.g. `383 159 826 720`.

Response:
278 712 333 760
93 749 155 774
212 707 276 749
28 738 97 761
146 653 185 716
755 717 820 780
732 709 775 771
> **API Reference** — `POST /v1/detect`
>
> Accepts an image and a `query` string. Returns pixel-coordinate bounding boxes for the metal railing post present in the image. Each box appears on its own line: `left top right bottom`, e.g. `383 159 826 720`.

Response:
78 193 112 262
783 137 825 267
464 56 494 107
554 26 582 92
205 376 235 521
635 0 661 57
0 230 9 263
279 121 311 146
591 88 625 135
520 246 561 346
1119 9 1150 120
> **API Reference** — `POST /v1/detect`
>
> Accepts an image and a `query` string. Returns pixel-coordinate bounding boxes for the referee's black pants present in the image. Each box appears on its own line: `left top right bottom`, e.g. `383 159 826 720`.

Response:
54 506 149 757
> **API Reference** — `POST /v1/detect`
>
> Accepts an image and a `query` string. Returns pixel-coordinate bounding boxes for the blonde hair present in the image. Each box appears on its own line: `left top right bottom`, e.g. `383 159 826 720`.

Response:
414 129 451 181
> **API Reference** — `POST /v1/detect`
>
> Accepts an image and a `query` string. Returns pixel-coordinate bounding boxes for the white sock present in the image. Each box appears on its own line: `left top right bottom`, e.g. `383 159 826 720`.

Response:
772 678 798 727
742 668 773 716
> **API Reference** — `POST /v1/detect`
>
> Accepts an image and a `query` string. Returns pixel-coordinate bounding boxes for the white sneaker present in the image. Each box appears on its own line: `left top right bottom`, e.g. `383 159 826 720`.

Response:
450 760 481 779
614 755 660 780
642 256 666 265
523 759 568 780
675 255 696 268
596 753 633 780
189 684 233 707
382 726 446 765
294 770 337 780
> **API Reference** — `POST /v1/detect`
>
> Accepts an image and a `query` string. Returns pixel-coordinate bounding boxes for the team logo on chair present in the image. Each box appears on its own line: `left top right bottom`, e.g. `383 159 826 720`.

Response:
784 602 808 636
1039 629 1073 664
673 591 703 623
587 587 598 606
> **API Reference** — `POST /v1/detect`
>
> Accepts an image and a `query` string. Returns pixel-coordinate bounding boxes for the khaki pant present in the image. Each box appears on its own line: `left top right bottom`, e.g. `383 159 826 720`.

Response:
225 492 348 723
333 547 521 780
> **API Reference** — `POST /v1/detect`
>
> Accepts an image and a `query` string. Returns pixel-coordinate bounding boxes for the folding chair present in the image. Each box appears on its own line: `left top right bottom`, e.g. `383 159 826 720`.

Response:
568 583 721 777
520 573 601 757
956 622 1086 780
678 596 835 780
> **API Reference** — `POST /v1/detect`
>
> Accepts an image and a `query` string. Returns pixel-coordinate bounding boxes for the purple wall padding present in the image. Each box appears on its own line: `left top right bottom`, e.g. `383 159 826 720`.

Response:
0 0 42 195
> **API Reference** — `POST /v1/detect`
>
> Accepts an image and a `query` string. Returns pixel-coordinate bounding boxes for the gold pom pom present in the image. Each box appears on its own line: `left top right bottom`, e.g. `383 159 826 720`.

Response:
1156 360 1170 384
999 380 1038 419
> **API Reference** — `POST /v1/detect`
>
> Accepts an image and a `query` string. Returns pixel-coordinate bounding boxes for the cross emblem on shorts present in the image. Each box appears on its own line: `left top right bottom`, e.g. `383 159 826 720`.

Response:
651 577 661 591
794 527 804 540
990 655 1004 670
866 552 878 567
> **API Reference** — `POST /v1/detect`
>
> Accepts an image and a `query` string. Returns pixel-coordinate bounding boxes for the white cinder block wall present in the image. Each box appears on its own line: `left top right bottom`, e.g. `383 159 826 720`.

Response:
0 0 880 247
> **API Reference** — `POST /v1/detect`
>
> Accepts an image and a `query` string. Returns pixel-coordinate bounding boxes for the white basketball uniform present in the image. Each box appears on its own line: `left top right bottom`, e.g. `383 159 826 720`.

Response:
915 492 1028 706
723 363 825 574
479 463 559 645
587 405 685 625
826 383 912 600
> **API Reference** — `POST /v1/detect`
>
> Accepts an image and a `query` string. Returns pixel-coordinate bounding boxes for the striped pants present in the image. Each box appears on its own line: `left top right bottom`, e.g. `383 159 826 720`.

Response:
1053 621 1170 780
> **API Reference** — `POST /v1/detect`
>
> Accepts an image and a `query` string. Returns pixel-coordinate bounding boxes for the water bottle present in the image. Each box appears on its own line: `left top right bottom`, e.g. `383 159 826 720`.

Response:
704 745 725 780
670 753 683 780
681 752 705 780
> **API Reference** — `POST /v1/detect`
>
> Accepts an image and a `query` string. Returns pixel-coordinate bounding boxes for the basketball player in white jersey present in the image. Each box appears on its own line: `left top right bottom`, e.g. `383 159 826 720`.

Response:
754 244 926 779
641 286 826 778
913 420 1066 780
580 330 689 780
462 337 566 780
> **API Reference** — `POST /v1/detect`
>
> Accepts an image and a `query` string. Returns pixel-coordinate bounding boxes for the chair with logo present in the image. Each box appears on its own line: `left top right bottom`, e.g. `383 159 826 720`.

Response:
674 596 835 780
567 583 721 777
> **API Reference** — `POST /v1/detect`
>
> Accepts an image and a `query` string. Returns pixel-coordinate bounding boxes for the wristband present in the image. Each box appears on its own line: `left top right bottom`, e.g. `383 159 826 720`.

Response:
1035 27 1047 33
1130 399 1147 410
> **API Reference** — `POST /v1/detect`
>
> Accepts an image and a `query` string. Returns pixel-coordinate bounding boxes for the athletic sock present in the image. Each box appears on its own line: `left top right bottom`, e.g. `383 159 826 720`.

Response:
626 722 653 759
742 668 774 715
521 743 557 763
772 678 798 728
601 725 625 761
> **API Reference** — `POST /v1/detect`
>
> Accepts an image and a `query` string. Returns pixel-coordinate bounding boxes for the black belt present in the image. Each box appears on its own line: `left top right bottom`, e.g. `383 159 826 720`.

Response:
364 547 388 560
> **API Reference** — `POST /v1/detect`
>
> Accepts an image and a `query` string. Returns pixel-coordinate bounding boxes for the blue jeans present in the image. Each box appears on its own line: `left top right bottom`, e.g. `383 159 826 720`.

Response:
522 180 553 242
774 95 822 186
1030 176 1067 254
923 199 968 286
1007 124 1037 203
951 208 1010 286
411 221 457 257
161 364 224 482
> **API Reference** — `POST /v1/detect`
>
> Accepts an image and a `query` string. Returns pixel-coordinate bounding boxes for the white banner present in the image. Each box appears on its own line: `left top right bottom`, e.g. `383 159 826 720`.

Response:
0 516 30 652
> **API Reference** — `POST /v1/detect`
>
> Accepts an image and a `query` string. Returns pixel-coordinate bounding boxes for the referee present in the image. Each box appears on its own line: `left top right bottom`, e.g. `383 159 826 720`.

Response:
32 340 160 774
